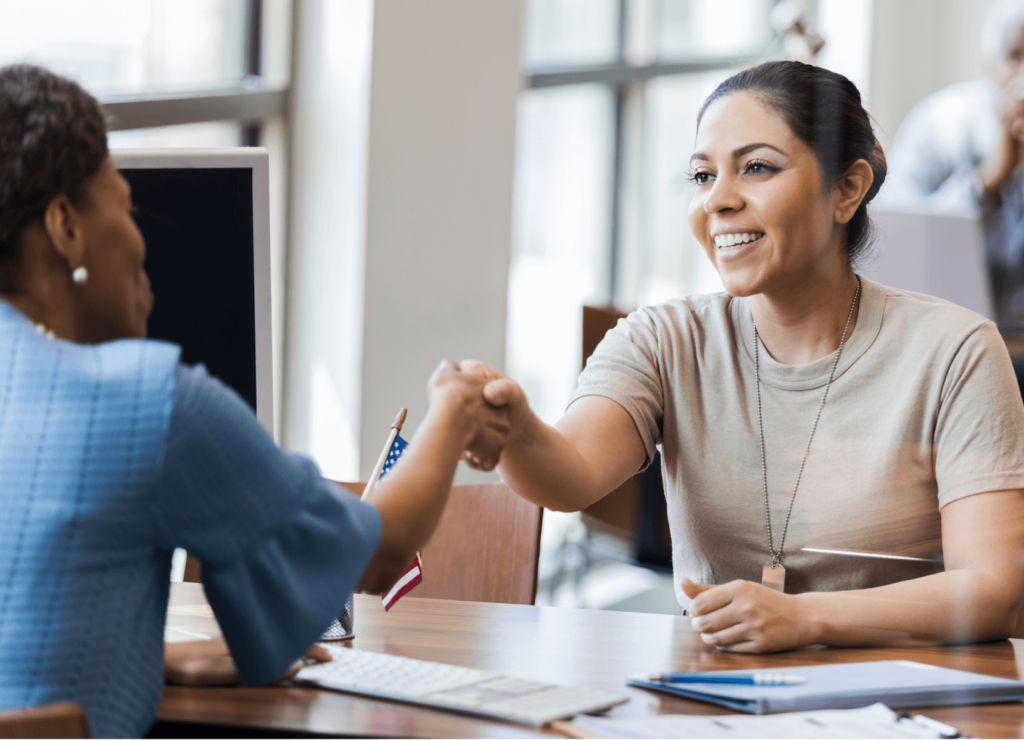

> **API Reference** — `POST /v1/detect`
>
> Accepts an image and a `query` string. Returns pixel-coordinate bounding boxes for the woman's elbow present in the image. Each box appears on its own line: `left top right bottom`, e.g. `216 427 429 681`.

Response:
951 589 1021 643
358 551 413 595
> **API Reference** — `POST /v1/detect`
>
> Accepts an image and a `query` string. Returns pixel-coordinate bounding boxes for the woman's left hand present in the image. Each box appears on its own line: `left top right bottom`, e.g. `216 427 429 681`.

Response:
682 578 814 653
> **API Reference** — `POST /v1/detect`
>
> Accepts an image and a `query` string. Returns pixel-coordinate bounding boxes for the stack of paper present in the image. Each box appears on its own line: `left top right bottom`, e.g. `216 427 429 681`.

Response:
571 703 958 739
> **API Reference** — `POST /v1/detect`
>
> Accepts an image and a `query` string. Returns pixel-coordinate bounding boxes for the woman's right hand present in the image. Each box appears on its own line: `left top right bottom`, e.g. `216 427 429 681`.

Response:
426 360 511 471
456 360 534 471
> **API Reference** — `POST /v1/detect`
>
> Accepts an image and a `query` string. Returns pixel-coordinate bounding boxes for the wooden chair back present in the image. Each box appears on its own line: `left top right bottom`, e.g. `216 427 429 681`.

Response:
580 305 637 538
580 305 673 568
339 481 543 605
0 703 90 739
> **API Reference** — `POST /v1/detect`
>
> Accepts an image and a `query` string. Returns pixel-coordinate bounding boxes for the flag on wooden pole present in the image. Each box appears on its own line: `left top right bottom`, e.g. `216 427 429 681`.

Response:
320 409 419 640
360 409 423 611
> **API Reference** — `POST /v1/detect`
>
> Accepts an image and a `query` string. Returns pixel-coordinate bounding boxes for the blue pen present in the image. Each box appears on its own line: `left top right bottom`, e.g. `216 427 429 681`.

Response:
645 672 807 685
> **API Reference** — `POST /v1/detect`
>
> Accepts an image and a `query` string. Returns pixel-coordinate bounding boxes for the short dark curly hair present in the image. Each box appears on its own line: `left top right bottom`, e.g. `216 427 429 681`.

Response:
0 65 108 276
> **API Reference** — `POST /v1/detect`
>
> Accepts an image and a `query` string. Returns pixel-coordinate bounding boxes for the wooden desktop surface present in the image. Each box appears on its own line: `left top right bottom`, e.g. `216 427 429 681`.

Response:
160 582 1024 738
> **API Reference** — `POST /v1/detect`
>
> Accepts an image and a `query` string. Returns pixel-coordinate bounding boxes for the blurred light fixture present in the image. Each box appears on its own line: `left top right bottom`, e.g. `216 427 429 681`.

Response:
770 0 825 62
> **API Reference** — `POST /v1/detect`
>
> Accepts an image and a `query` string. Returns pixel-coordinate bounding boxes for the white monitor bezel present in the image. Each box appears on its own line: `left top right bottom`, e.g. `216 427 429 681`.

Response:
110 148 274 435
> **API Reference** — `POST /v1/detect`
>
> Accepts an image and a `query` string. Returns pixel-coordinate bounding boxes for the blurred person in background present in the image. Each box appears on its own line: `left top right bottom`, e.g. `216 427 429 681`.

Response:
879 0 1024 328
0 64 507 738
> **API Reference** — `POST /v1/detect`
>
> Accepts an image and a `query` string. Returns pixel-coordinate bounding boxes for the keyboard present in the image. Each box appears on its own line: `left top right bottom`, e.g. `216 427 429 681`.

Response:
295 644 628 726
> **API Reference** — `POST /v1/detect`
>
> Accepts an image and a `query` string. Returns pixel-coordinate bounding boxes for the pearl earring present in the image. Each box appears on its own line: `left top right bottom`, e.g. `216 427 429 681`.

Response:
72 266 88 285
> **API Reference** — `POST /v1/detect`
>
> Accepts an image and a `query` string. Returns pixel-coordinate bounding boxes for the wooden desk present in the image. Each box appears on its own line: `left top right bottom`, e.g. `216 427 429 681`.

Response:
160 583 1024 738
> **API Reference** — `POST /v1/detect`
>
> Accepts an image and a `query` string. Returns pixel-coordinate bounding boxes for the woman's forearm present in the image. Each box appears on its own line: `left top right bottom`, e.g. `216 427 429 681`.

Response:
496 411 608 512
797 569 1020 648
358 405 469 593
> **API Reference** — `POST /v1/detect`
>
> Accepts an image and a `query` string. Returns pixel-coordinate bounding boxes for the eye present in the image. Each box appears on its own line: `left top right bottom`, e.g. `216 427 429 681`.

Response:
744 159 779 176
688 169 715 185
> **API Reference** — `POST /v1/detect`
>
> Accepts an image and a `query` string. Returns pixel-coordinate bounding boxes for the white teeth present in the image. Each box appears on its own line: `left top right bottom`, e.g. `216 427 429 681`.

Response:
714 232 764 248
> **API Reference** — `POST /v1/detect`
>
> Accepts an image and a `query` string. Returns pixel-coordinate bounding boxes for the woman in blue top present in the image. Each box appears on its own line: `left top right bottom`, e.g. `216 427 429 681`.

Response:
0 65 508 738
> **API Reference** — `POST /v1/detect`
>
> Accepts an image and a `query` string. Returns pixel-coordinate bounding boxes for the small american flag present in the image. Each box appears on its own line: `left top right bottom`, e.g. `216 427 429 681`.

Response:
377 434 423 611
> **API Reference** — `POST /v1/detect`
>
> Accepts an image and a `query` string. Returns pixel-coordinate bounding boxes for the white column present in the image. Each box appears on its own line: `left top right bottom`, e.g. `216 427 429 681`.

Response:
359 0 522 481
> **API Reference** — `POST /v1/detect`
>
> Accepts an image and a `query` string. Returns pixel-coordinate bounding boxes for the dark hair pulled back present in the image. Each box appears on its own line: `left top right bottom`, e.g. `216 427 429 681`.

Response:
697 61 886 265
0 65 108 278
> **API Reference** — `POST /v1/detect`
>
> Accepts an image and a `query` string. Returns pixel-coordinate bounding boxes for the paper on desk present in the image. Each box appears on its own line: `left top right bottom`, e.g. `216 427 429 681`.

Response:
570 703 956 739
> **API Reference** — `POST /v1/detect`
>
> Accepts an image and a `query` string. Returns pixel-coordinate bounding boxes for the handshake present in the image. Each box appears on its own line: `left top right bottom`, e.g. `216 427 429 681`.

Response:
425 359 528 473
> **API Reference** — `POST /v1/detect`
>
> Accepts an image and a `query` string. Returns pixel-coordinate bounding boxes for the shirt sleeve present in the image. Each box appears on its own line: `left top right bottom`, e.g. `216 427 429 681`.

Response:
934 322 1024 508
152 363 382 685
567 308 665 470
875 89 980 217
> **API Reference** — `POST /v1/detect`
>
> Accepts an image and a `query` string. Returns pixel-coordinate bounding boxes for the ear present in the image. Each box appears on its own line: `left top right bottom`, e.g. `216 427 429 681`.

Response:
833 159 874 226
41 195 87 272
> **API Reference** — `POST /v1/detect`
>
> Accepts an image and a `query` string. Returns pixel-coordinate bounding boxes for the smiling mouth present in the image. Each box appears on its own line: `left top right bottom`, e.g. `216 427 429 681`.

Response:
714 232 765 249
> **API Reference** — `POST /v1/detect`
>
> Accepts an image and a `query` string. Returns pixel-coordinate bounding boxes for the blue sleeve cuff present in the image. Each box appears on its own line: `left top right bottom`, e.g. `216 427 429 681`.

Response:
202 482 381 685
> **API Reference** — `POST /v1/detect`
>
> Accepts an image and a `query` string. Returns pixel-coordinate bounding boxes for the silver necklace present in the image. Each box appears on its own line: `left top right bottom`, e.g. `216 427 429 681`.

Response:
753 277 860 593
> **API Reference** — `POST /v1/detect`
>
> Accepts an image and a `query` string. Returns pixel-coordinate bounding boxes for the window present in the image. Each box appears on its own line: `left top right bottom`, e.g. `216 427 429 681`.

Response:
0 0 248 96
508 85 614 424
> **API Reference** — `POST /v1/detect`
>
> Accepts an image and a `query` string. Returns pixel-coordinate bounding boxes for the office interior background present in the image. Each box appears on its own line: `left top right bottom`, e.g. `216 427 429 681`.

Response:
0 0 1002 613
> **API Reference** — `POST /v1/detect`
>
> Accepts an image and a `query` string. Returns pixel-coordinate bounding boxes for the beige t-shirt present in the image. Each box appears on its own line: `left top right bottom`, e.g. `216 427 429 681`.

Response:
569 277 1024 606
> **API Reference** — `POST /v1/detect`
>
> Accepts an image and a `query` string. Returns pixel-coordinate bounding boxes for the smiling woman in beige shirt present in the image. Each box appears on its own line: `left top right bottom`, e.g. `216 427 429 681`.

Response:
463 61 1024 653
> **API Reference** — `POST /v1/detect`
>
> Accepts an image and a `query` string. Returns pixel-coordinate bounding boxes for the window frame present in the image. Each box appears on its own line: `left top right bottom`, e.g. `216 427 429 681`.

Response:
97 0 285 146
522 0 777 304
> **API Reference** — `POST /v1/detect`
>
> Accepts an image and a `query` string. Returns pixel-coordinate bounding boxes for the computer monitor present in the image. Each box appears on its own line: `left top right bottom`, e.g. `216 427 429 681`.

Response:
110 148 274 434
863 208 994 321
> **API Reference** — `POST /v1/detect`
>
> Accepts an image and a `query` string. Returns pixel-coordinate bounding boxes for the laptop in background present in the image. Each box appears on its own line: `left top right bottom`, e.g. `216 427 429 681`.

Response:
864 208 993 320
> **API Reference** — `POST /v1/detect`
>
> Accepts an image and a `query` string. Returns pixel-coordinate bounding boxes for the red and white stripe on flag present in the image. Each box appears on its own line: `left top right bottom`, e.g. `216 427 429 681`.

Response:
382 551 422 611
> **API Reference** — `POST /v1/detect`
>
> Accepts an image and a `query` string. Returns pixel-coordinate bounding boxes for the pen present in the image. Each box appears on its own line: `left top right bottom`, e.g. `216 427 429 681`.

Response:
645 672 807 685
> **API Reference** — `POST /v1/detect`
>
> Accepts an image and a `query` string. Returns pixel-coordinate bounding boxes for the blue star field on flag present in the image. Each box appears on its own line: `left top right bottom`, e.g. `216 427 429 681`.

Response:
379 434 408 480
376 432 422 611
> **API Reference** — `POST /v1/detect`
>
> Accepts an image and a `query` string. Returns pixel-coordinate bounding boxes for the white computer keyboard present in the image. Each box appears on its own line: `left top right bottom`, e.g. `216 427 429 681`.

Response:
294 644 628 726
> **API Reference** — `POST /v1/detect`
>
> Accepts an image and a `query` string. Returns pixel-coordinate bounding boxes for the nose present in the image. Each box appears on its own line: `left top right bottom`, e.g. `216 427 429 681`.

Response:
703 172 744 214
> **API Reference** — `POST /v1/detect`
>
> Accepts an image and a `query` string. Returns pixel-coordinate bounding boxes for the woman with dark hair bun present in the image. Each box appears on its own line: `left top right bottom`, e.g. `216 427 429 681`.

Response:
463 61 1024 652
0 65 508 737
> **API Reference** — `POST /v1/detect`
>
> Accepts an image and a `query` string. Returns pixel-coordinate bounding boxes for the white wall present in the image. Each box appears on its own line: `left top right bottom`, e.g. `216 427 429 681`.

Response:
866 0 998 148
284 0 522 482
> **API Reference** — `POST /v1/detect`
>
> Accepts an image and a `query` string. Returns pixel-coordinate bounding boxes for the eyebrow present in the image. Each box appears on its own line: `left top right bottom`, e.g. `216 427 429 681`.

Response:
689 142 788 165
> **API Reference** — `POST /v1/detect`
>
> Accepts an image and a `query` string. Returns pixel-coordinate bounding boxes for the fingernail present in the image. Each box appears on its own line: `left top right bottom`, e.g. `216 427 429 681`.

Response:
691 617 705 631
701 633 716 645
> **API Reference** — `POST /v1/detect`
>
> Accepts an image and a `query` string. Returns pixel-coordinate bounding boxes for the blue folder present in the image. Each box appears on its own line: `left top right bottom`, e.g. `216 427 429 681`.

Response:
628 660 1024 714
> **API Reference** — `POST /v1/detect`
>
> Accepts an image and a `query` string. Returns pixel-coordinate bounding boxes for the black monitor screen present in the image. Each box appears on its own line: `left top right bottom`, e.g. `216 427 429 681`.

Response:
121 168 257 412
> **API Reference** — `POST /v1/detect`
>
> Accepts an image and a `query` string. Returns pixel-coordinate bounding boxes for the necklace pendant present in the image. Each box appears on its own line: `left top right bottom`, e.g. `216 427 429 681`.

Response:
762 562 786 592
